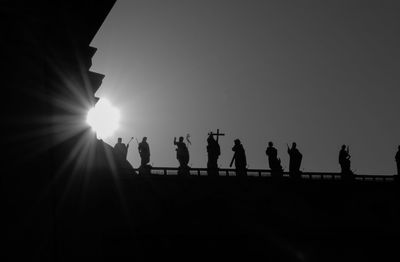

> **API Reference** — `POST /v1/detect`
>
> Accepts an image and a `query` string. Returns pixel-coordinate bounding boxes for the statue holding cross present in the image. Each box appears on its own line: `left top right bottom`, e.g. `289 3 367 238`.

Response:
207 129 225 176
208 129 225 143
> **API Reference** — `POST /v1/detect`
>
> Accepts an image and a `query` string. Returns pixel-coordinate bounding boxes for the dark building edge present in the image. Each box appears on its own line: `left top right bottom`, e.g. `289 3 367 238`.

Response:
1 1 116 260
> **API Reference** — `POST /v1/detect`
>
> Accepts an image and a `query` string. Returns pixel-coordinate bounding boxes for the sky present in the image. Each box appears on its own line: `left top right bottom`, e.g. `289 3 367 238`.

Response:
91 0 400 175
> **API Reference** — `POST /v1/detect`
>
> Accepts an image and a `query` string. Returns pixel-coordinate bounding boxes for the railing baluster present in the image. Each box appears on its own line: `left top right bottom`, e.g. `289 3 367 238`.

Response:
134 167 394 182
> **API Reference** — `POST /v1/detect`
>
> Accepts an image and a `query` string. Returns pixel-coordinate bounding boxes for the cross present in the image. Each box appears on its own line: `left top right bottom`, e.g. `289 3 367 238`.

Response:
208 129 225 143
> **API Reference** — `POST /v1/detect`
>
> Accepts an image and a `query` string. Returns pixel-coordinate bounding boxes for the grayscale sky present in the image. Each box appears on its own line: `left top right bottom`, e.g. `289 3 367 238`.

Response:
91 0 400 175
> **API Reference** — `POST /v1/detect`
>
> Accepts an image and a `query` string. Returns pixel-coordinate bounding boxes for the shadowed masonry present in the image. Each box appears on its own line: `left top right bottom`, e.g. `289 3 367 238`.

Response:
53 168 400 261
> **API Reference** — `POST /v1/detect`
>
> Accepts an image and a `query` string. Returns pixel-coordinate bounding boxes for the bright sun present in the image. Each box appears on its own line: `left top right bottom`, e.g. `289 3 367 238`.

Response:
86 98 120 139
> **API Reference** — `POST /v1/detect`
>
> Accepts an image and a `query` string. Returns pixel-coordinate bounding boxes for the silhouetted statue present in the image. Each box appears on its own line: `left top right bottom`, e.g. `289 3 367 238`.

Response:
396 145 400 175
339 144 353 178
287 142 302 179
207 134 221 176
266 142 283 177
138 137 150 167
137 137 151 175
230 139 247 177
174 136 190 175
114 137 129 162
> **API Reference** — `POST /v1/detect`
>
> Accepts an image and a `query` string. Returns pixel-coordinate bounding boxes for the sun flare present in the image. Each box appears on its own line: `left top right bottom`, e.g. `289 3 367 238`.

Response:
86 98 120 139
